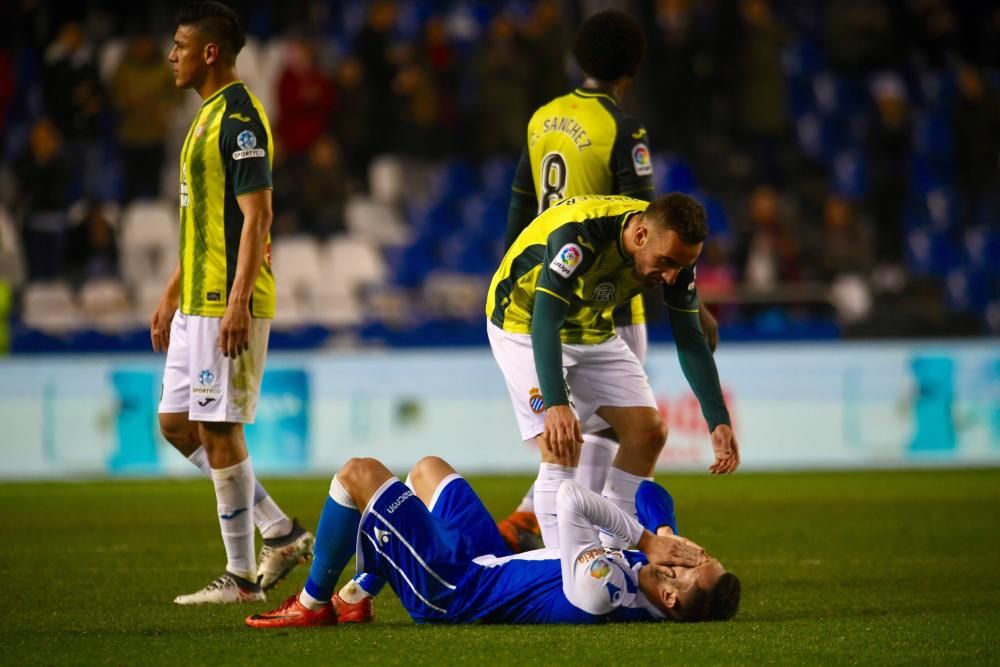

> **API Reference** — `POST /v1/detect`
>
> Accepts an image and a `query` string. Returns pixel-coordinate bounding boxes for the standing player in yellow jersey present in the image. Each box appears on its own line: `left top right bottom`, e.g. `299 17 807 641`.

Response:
149 2 311 605
488 194 739 549
498 10 718 550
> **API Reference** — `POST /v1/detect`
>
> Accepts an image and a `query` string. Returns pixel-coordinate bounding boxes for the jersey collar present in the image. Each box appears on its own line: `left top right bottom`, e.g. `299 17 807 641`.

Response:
572 87 619 106
202 80 244 106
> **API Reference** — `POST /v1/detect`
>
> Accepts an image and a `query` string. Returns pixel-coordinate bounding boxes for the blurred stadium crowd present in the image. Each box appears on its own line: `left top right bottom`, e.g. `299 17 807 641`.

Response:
0 0 997 352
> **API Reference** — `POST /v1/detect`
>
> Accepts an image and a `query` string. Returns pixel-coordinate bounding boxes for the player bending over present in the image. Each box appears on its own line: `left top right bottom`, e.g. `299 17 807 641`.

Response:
246 456 740 627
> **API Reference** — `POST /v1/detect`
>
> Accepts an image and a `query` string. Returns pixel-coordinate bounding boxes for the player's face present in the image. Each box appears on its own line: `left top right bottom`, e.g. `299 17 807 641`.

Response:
632 224 702 287
645 557 726 620
168 25 206 89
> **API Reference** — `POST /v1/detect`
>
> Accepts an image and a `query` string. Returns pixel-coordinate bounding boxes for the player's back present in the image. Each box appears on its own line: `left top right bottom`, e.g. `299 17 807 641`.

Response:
525 89 653 214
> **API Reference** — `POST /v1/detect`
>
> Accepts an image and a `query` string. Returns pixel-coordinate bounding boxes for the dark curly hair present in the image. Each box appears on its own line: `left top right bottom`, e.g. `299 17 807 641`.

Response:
680 572 742 622
177 2 245 64
572 10 645 82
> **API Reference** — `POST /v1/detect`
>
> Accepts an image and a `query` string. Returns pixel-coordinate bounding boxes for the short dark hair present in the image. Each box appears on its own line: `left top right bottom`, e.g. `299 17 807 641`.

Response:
679 572 742 622
645 193 709 245
572 10 645 82
178 2 245 63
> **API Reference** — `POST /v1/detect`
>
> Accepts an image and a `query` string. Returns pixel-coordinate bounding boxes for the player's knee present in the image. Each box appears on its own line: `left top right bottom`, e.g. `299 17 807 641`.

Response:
158 414 198 451
409 456 453 497
338 457 382 490
639 416 668 453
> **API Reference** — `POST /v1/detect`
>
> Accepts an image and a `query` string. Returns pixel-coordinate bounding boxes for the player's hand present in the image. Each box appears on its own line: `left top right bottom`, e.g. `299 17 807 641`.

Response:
150 295 177 353
638 531 708 576
709 424 740 474
542 405 583 463
699 308 719 353
219 301 251 358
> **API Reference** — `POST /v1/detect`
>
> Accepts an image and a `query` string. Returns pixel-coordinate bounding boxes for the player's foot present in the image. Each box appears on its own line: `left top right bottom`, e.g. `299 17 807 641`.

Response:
257 519 314 590
332 593 375 624
245 594 337 628
173 572 265 605
497 510 544 553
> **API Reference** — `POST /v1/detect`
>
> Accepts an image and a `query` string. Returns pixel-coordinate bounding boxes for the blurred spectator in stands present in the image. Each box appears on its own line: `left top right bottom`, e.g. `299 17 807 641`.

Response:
735 0 789 183
474 13 531 156
0 47 13 152
110 33 180 202
277 38 335 160
333 56 374 185
13 119 74 281
735 185 804 289
392 46 442 156
67 200 119 281
421 16 460 145
910 0 960 68
825 0 903 74
644 0 705 156
952 63 1000 232
354 0 399 159
43 22 103 142
865 73 911 278
297 134 349 239
819 194 873 280
521 0 569 110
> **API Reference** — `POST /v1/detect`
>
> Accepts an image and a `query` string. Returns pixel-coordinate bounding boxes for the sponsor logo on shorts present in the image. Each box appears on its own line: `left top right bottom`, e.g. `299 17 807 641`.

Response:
374 527 390 543
193 368 223 400
386 490 413 514
233 130 265 160
632 143 652 176
593 281 616 303
199 369 215 386
528 387 545 414
549 243 582 278
197 397 217 407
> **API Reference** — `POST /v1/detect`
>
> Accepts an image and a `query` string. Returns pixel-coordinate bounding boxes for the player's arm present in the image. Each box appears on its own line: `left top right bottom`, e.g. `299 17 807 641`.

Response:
635 480 678 536
150 263 181 352
610 118 654 202
664 270 740 474
219 109 274 358
532 227 596 460
505 147 537 250
221 188 273 358
556 481 706 615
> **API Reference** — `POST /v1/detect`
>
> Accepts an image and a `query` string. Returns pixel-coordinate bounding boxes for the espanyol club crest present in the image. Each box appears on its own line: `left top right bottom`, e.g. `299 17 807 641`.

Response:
528 387 545 414
593 281 616 303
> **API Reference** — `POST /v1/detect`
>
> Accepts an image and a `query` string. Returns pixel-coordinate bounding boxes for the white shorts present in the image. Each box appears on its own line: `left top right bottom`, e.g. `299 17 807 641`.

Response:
616 323 648 365
487 322 657 441
158 312 271 424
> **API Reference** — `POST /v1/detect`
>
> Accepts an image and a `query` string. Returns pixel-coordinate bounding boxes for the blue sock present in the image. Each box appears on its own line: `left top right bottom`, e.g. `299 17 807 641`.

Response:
303 477 361 601
635 480 678 535
353 572 387 597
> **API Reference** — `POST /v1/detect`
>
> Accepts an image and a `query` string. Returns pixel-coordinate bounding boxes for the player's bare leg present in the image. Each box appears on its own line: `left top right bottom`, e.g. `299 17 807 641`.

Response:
160 412 312 591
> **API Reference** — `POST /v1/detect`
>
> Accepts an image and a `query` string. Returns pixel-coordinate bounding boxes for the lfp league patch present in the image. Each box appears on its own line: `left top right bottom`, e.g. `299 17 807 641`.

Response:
549 243 583 278
632 143 652 176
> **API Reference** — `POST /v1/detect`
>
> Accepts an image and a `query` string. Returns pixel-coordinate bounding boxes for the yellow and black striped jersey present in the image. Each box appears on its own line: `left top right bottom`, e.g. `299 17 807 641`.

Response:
508 88 655 326
178 81 275 318
487 195 698 345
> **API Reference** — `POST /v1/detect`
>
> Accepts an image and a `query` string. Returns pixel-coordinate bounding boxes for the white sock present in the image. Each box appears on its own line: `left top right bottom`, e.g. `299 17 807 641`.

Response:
515 483 535 513
533 463 576 549
338 578 369 604
211 457 257 581
188 446 290 539
299 588 327 611
576 434 619 493
600 466 651 549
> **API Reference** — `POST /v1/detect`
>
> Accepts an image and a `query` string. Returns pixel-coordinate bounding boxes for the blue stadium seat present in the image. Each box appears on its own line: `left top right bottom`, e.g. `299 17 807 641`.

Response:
913 110 953 162
782 38 826 79
692 192 730 240
654 155 697 194
945 267 991 313
906 227 958 275
832 151 867 199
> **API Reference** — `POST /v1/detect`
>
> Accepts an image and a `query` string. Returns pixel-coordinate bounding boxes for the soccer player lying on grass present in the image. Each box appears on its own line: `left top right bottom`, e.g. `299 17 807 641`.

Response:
246 456 740 627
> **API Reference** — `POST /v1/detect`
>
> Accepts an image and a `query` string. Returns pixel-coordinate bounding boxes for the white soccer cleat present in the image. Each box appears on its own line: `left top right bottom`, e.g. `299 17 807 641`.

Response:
173 572 265 605
257 519 314 591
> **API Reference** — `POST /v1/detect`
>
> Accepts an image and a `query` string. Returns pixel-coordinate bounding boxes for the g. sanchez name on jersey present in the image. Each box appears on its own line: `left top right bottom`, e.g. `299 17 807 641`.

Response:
487 195 698 345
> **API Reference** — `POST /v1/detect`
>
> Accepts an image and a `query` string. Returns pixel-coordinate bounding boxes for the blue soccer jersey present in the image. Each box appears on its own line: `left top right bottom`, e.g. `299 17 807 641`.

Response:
356 476 666 624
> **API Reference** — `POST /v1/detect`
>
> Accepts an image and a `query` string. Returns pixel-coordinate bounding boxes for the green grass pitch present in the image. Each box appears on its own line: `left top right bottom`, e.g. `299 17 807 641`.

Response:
1 469 998 665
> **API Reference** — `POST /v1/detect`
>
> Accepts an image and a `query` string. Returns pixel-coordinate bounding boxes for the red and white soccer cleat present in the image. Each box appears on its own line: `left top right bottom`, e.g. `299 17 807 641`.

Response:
497 511 544 553
245 594 338 629
332 593 375 624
